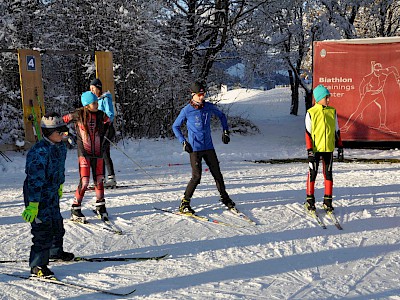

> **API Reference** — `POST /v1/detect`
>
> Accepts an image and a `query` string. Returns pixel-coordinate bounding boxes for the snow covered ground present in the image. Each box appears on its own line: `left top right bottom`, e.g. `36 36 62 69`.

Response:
0 87 399 299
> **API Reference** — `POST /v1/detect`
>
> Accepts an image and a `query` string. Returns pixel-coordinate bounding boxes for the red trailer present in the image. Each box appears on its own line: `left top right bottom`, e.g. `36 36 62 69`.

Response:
313 37 400 145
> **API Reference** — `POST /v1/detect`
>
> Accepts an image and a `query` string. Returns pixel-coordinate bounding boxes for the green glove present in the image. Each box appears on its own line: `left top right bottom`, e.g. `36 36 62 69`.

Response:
22 202 39 223
58 184 63 199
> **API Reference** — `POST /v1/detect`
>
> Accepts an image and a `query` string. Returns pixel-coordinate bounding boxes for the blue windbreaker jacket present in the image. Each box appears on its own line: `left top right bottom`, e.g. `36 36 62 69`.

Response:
98 92 114 122
23 138 67 222
172 102 229 151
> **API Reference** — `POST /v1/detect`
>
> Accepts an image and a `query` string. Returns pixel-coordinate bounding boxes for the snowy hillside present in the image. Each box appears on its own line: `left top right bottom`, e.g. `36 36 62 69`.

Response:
0 88 399 299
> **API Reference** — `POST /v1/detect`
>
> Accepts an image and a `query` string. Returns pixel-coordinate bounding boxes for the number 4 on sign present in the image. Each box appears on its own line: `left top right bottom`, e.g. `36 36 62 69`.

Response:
26 56 36 71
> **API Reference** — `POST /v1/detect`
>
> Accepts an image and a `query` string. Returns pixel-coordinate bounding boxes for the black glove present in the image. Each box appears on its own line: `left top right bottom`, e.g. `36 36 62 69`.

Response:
66 133 76 147
307 149 316 171
183 141 193 153
307 149 315 163
222 130 230 144
337 148 344 162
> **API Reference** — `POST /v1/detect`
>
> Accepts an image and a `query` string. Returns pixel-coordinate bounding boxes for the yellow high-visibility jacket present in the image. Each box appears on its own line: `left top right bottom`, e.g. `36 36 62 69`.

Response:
305 104 340 152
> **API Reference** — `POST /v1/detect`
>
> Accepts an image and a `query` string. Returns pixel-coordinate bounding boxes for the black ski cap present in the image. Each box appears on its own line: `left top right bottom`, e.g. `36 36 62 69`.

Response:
90 78 102 90
190 81 206 94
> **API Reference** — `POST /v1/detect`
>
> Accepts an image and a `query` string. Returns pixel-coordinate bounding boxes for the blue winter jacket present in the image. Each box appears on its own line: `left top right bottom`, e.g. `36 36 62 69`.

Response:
172 102 229 151
23 138 67 222
98 91 114 122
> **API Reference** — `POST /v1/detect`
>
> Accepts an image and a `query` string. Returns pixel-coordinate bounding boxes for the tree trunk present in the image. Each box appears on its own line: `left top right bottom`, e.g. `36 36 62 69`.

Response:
200 0 229 80
289 70 299 116
305 89 313 111
183 1 196 76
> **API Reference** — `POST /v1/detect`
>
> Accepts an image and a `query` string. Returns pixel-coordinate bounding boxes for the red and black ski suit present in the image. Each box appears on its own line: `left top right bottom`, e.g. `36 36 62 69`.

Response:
63 108 110 205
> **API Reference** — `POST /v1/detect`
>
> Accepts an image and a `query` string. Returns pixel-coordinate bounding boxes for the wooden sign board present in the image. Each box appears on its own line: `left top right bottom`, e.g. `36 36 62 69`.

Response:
17 49 45 144
95 51 116 114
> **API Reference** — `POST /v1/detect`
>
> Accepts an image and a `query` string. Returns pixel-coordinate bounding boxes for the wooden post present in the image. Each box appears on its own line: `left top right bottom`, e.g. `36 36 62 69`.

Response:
95 51 115 113
17 49 45 144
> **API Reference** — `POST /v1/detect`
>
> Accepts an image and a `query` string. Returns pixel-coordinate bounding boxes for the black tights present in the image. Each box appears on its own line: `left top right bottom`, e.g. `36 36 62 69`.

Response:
184 149 229 200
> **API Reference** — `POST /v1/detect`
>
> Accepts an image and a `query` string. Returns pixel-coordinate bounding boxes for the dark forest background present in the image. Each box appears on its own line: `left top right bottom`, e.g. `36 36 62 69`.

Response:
1 0 399 144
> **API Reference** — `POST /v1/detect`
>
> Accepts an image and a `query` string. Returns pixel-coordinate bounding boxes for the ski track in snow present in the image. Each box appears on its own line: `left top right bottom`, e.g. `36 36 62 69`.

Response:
1 88 399 299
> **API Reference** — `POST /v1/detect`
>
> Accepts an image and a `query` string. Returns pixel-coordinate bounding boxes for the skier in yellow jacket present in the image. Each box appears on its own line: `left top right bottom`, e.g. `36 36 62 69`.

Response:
305 84 343 212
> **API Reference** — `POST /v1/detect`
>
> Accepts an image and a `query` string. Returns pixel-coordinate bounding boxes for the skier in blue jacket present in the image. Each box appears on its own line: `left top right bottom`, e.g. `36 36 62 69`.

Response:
22 112 74 278
172 81 235 214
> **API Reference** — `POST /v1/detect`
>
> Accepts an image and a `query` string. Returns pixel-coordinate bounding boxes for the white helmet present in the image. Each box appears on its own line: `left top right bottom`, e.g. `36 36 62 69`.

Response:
41 113 68 137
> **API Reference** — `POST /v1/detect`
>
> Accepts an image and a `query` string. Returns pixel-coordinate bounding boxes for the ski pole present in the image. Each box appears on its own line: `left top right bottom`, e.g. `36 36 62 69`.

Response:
104 136 162 186
168 162 208 171
0 150 12 162
34 87 44 118
168 163 190 166
29 99 42 141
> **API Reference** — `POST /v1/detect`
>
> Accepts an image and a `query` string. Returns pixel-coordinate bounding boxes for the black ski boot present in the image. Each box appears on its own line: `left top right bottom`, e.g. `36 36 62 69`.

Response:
323 195 334 212
71 203 86 223
95 199 109 221
179 198 195 214
305 195 316 211
30 265 55 279
220 197 236 209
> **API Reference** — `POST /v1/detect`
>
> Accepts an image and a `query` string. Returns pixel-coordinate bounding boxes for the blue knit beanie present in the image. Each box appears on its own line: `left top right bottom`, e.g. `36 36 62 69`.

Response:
313 84 330 102
81 91 98 106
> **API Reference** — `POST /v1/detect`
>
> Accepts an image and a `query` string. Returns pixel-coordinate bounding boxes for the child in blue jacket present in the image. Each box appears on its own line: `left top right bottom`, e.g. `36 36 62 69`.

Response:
22 112 74 278
172 81 235 214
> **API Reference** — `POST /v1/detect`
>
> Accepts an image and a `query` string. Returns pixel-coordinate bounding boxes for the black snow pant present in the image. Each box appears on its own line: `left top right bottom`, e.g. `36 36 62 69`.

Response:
29 218 65 268
103 123 116 177
307 152 334 196
184 149 229 201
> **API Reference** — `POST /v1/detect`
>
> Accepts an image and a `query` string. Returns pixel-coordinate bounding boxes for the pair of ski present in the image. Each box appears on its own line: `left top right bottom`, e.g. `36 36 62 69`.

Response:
304 204 343 230
154 206 257 227
4 272 136 296
0 253 169 264
70 210 122 235
2 253 168 296
227 207 257 225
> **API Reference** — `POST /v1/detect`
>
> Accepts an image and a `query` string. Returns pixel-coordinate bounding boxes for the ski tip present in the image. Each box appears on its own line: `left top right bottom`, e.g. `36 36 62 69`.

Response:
124 289 136 296
157 253 169 260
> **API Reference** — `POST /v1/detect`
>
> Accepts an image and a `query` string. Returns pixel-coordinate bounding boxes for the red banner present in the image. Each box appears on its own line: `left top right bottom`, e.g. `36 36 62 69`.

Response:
313 39 400 142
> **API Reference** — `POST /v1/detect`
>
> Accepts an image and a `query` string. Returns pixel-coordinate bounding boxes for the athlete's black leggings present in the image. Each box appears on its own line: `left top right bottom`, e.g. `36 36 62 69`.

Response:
307 152 333 196
184 149 229 200
103 123 115 176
